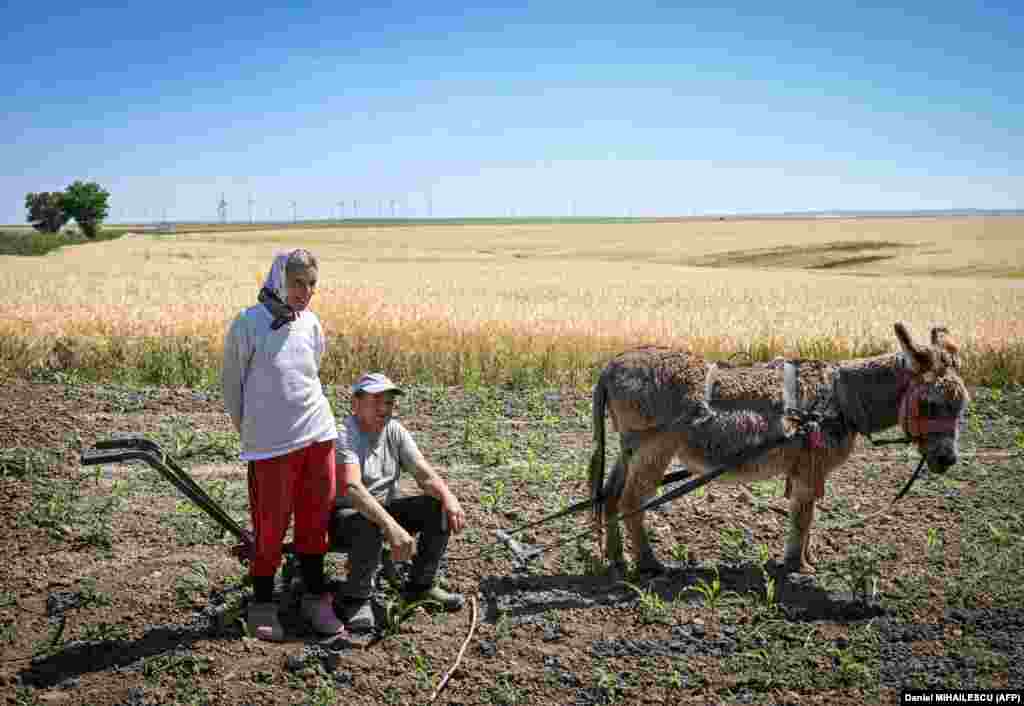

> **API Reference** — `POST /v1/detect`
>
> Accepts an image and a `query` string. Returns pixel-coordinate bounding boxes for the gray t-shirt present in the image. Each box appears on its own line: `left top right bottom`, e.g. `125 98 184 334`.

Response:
335 415 422 508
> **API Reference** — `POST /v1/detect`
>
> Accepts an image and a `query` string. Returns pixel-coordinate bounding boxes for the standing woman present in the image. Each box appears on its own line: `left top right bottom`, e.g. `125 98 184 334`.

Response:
222 249 346 641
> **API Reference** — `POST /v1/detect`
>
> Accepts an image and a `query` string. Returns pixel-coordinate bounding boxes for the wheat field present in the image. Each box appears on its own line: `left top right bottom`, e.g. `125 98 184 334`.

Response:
2 217 1022 386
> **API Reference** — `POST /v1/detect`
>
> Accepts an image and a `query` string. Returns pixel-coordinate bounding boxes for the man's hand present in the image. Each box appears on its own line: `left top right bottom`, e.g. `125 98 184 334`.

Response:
386 524 417 562
442 492 467 534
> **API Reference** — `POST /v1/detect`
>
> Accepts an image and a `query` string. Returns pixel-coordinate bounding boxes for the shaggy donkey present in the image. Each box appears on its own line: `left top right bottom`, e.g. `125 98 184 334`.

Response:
589 322 969 576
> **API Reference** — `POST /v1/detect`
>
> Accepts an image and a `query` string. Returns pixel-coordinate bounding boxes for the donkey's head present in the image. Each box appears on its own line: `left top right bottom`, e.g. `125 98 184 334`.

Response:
894 322 970 473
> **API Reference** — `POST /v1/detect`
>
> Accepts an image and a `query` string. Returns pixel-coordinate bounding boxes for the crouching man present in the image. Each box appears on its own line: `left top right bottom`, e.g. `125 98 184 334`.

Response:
331 372 467 632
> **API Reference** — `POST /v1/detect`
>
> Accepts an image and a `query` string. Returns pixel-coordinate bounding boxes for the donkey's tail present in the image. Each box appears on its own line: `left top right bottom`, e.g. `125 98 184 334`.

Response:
588 375 608 519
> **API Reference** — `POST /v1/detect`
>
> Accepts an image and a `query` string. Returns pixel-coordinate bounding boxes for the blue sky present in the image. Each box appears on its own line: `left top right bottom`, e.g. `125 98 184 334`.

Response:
2 1 1022 223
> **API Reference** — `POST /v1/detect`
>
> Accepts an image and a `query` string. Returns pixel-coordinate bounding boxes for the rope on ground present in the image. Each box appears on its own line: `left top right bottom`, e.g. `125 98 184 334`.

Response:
430 595 477 703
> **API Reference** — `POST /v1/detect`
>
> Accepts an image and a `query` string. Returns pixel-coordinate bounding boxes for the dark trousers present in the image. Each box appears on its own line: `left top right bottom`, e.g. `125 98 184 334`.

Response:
329 495 449 599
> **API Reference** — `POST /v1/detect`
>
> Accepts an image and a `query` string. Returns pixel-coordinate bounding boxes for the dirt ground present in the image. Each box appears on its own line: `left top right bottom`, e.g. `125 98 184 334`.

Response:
1 377 1022 706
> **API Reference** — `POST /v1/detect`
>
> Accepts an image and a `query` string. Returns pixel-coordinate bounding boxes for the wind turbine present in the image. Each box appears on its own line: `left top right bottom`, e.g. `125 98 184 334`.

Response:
248 193 256 225
290 200 297 223
217 193 228 224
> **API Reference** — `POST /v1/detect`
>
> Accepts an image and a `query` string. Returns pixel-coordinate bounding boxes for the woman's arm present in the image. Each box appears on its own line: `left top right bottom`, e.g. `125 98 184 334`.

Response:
221 317 249 433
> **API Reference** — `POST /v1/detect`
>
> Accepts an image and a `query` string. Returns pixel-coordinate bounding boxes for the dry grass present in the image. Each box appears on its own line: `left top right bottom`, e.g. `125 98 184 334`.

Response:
2 217 1022 386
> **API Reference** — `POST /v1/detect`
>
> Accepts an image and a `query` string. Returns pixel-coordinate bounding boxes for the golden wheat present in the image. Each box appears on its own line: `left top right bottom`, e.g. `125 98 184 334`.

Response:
2 217 1022 385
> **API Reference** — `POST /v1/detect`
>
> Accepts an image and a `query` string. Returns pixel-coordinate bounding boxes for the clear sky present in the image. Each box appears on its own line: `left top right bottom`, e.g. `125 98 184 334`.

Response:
2 1 1022 223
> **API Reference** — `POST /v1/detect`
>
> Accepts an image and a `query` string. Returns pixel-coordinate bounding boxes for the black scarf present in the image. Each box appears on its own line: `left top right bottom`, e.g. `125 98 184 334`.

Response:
258 286 296 330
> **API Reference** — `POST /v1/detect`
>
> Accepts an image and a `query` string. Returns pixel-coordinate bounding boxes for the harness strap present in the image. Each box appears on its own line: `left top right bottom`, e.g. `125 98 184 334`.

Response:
783 360 799 412
704 362 718 402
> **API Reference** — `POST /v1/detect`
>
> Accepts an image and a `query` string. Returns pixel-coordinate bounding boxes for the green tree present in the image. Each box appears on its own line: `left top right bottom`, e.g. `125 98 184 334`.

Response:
61 181 110 238
24 192 68 233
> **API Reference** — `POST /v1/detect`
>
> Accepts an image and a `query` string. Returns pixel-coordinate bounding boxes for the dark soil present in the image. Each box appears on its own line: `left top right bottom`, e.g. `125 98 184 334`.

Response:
2 378 1022 705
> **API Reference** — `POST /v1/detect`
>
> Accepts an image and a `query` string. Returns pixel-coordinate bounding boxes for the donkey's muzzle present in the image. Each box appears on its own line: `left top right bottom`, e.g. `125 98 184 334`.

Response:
929 451 957 473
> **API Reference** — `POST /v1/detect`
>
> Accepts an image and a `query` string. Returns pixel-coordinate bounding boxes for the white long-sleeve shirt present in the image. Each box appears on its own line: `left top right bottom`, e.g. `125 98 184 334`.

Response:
222 304 338 461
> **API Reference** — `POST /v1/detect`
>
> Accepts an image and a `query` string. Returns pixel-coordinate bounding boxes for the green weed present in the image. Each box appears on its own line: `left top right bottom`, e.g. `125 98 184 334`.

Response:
175 562 211 608
821 545 887 599
720 526 749 562
142 652 212 683
77 577 113 608
1 620 16 645
484 673 523 705
0 448 53 480
79 621 129 642
494 609 512 641
12 687 43 706
33 616 66 658
480 479 507 511
592 666 627 703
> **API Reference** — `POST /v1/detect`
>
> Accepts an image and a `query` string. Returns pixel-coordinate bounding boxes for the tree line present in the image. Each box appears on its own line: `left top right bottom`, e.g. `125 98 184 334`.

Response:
25 181 110 238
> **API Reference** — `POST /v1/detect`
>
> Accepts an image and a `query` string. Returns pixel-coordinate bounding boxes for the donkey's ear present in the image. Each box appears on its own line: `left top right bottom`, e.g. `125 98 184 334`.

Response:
894 322 920 355
895 322 929 369
931 326 960 354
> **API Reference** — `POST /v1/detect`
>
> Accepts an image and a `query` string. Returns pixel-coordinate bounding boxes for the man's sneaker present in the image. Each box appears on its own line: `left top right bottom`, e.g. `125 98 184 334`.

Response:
300 593 347 636
248 601 285 642
403 585 465 612
341 598 376 633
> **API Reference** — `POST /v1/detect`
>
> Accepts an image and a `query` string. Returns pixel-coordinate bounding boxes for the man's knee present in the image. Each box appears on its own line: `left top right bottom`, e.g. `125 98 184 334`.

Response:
414 496 448 536
329 509 382 550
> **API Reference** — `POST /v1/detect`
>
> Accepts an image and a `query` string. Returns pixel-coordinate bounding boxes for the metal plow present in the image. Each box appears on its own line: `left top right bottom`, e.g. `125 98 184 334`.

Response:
80 436 263 562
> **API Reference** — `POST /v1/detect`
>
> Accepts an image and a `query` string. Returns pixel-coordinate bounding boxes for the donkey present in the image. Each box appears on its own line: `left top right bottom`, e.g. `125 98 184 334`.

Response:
588 322 969 576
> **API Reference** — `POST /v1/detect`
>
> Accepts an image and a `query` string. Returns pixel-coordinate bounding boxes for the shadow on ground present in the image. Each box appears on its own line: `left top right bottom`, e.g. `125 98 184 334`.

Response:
479 559 887 626
17 584 355 690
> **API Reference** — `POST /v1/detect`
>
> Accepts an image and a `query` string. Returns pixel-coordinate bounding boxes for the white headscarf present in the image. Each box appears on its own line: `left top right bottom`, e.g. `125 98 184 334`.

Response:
262 251 291 302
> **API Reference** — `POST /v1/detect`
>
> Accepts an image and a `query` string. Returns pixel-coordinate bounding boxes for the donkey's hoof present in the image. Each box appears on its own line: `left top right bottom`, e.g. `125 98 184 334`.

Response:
782 557 816 576
782 556 804 575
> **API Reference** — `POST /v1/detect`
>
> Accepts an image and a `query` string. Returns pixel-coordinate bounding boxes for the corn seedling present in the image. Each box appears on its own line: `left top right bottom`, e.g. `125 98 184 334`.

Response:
480 479 507 511
669 542 690 563
692 567 729 609
621 581 673 625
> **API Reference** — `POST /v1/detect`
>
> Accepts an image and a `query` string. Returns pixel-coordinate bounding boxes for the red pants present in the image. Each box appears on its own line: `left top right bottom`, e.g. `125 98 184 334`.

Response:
247 440 336 578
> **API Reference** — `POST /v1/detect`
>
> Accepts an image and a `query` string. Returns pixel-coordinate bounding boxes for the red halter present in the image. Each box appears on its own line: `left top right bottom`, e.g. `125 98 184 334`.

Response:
895 368 961 441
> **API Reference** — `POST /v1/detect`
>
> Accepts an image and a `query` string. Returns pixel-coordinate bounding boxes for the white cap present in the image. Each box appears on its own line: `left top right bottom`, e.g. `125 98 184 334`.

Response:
351 372 404 396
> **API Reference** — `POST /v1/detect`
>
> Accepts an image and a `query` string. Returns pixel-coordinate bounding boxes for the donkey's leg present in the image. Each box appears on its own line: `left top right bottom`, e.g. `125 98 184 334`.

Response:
621 434 677 575
603 453 628 576
783 473 818 573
